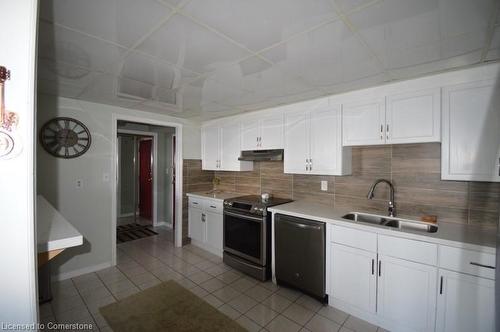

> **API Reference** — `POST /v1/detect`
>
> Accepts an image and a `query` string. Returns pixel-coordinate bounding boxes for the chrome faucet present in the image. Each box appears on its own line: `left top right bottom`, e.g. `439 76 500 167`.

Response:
367 179 396 217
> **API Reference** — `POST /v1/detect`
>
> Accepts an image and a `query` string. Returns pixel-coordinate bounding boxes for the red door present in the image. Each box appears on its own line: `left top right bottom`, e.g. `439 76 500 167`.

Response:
139 139 153 220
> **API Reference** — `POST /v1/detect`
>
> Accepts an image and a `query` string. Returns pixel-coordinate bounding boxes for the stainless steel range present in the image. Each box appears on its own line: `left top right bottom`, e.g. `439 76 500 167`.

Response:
223 195 292 280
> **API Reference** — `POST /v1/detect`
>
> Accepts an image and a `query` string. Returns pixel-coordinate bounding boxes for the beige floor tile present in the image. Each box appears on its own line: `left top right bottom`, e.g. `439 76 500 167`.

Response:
262 293 293 313
80 286 112 303
218 304 242 320
84 296 116 314
246 304 279 326
189 285 210 298
217 270 242 284
51 294 86 314
245 284 273 302
296 295 324 312
212 286 241 302
205 264 231 276
317 305 349 325
188 271 213 284
200 278 226 293
266 314 302 332
282 303 315 325
176 277 198 290
237 315 261 332
203 294 224 308
343 316 378 332
231 277 258 292
228 294 259 313
305 314 341 332
276 286 302 301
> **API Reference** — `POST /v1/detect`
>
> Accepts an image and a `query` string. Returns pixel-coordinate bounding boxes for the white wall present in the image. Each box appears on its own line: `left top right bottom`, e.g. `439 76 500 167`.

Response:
0 0 38 325
37 94 200 278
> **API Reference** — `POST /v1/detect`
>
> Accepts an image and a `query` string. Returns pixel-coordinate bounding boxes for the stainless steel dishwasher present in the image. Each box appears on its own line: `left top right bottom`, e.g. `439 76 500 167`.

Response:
274 213 326 302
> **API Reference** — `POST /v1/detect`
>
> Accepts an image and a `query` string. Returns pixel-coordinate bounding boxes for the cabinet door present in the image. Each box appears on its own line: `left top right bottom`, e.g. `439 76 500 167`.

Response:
330 243 377 313
205 211 223 255
386 88 441 144
220 123 253 171
377 255 437 332
241 119 260 151
436 269 495 332
284 111 309 174
202 126 220 170
260 113 284 150
442 80 500 182
188 208 204 243
309 103 343 175
343 98 386 146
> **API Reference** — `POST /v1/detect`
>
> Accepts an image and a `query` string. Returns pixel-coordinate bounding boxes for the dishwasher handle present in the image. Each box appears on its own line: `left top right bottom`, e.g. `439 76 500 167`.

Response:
278 218 322 230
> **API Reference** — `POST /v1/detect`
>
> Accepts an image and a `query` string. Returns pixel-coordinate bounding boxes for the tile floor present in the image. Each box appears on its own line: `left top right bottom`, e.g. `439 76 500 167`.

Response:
117 215 153 226
40 226 388 332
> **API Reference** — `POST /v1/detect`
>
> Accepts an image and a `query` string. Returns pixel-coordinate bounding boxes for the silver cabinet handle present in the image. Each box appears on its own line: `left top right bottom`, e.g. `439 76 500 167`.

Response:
439 276 443 294
371 259 375 275
378 260 381 277
310 158 312 171
380 124 383 140
201 213 206 222
470 262 495 269
305 158 308 171
386 124 389 140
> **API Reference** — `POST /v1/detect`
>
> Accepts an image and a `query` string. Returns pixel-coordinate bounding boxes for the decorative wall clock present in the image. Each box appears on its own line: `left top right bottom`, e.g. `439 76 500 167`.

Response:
40 117 91 158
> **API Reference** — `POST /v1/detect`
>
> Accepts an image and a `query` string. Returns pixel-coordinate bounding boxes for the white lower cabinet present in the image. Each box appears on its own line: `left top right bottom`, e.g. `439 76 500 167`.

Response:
187 197 223 256
377 255 437 332
330 243 377 313
435 269 495 332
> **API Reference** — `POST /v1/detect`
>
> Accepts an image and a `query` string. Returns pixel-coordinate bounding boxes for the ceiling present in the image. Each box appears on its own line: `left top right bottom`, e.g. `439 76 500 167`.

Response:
37 0 500 121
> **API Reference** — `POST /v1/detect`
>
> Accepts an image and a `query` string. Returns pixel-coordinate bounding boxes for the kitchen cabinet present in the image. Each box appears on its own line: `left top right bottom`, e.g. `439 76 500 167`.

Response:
241 113 284 150
377 255 437 332
342 88 441 146
435 269 495 332
343 98 386 146
202 121 253 171
386 88 441 144
284 100 351 175
187 196 224 256
330 243 377 313
441 79 500 182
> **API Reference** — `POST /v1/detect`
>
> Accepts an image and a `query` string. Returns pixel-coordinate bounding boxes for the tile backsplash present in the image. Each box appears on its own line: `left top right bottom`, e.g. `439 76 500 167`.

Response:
202 143 498 229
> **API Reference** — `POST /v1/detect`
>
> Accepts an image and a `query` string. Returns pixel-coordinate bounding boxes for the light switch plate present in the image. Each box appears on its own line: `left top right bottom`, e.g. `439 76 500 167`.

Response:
321 180 328 191
76 179 83 189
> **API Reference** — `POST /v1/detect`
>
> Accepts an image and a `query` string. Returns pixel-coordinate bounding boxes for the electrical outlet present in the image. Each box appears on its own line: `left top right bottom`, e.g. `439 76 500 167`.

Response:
76 179 83 189
321 180 328 191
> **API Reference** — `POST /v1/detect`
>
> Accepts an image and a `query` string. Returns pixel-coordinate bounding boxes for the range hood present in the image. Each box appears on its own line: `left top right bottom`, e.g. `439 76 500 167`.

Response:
238 149 284 161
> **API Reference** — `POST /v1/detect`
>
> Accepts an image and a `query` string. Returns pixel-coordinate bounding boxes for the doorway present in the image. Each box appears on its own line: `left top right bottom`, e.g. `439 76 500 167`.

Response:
117 133 155 227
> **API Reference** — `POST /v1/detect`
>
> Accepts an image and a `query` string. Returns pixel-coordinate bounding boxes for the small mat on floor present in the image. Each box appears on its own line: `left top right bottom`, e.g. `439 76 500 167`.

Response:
117 223 158 243
99 280 246 332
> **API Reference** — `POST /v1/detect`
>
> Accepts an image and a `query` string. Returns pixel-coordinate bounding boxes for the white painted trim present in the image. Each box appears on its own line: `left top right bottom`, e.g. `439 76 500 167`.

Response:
111 114 184 267
52 261 113 281
117 128 159 226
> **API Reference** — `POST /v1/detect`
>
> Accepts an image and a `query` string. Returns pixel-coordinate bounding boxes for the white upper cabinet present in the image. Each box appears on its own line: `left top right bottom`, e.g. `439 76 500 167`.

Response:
284 99 351 175
386 88 441 144
442 80 500 182
343 88 442 146
202 121 253 171
343 98 386 146
241 112 284 150
201 125 220 171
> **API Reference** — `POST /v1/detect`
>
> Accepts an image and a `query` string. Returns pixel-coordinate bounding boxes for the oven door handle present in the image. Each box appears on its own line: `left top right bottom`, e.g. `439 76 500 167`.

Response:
224 211 263 223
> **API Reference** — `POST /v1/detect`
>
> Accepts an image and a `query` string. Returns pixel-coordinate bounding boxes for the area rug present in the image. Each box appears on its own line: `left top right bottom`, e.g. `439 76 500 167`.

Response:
116 223 158 243
99 280 246 332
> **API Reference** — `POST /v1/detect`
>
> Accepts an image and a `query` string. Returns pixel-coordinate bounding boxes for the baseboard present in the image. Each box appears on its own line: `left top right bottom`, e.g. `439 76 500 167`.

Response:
119 213 134 218
52 261 113 281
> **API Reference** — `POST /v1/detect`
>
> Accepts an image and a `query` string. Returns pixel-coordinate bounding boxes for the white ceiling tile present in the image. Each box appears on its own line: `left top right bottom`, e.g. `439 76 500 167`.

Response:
137 14 250 73
40 0 172 48
78 74 143 108
334 0 380 13
38 21 126 73
349 0 493 70
182 0 338 51
262 20 381 87
37 59 94 87
37 78 86 98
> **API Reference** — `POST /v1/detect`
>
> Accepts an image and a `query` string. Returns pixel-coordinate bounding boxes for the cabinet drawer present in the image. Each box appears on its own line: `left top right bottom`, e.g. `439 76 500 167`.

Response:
204 200 223 214
378 234 437 266
439 246 496 279
189 197 204 209
330 225 377 252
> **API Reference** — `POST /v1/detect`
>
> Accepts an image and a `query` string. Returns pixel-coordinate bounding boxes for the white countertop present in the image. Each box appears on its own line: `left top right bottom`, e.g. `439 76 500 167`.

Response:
186 191 246 201
269 200 496 253
37 195 83 253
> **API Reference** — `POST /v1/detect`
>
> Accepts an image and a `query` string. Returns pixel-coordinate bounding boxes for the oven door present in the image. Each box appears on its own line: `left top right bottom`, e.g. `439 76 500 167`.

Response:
223 210 265 265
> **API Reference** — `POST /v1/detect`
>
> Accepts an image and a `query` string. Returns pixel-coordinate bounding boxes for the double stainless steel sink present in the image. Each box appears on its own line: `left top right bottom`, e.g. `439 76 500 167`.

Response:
342 212 438 233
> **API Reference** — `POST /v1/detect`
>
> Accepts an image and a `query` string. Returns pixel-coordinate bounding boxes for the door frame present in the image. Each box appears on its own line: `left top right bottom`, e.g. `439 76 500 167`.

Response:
117 129 158 226
111 114 184 268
